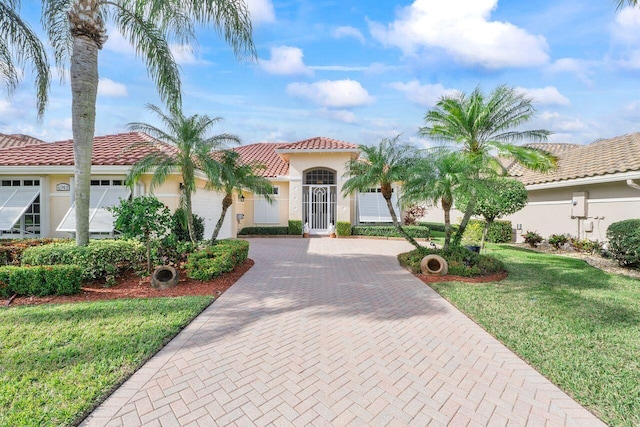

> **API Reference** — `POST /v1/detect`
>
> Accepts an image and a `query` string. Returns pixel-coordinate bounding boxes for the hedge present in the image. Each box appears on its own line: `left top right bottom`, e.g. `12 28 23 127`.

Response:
336 222 351 236
0 238 69 266
417 222 458 233
238 226 289 236
607 219 640 267
288 220 303 235
21 239 145 282
351 225 430 239
464 219 513 243
0 265 82 298
185 239 250 281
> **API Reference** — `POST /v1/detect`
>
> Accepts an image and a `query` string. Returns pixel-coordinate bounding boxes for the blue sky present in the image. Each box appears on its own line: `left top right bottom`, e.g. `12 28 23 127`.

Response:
3 0 640 147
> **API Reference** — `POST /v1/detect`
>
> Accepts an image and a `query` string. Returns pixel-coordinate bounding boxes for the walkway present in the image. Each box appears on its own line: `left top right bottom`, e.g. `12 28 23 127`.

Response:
82 238 604 426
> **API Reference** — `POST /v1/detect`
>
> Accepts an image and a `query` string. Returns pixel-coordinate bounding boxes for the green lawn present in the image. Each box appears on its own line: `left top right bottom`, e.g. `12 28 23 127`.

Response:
0 296 214 426
429 245 640 426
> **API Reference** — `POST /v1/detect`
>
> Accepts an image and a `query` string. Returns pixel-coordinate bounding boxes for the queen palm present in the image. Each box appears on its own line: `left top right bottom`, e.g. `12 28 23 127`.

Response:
0 1 50 117
207 150 273 244
126 104 240 243
342 136 422 249
40 0 255 246
402 150 478 250
419 85 556 246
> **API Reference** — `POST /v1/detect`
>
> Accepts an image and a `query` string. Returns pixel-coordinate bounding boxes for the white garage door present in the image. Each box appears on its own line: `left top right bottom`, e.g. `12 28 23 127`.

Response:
191 188 233 240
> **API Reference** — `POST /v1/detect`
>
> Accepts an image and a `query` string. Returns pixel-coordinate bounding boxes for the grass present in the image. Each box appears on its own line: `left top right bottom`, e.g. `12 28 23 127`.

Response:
0 296 214 426
429 245 640 426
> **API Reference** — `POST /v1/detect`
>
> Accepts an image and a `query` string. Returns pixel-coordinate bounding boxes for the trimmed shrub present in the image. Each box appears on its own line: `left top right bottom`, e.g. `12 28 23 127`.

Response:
417 222 458 233
0 238 70 266
351 225 430 239
238 226 288 236
569 238 603 254
398 245 505 277
288 220 303 236
607 219 640 267
548 234 569 250
185 239 249 281
171 208 205 242
336 222 352 237
21 239 145 283
523 231 543 248
464 219 513 244
0 265 82 297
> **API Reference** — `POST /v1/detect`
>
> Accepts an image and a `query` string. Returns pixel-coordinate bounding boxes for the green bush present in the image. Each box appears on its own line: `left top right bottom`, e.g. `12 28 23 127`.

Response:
238 226 288 236
21 239 145 283
171 208 205 241
152 234 198 266
569 238 603 254
336 222 352 236
464 220 513 244
417 222 459 233
185 239 249 281
548 234 569 250
398 245 505 277
0 238 70 266
288 220 303 235
351 225 430 239
523 231 543 248
0 265 82 297
607 219 640 267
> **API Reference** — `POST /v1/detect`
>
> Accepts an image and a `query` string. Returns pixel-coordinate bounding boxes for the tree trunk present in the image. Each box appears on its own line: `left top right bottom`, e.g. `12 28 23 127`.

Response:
145 230 151 274
183 189 196 243
452 190 477 247
68 1 106 246
210 193 233 244
480 218 492 250
381 183 421 249
442 198 452 250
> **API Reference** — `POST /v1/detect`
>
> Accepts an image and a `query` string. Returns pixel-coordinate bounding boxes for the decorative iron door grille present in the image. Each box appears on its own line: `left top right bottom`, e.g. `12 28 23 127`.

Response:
303 185 337 233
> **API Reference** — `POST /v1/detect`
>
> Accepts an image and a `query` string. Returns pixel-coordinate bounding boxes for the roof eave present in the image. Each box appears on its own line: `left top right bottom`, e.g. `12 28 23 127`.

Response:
274 148 360 154
524 170 640 190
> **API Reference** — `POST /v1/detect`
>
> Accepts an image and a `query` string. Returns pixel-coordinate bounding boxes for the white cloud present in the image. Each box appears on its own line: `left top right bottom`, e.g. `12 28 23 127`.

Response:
103 26 134 55
611 7 640 45
0 100 12 114
319 108 358 124
332 26 366 44
389 80 456 106
246 0 276 24
98 78 128 97
515 86 570 106
260 46 313 76
546 58 594 87
369 0 549 68
170 44 203 66
537 111 587 133
286 79 374 108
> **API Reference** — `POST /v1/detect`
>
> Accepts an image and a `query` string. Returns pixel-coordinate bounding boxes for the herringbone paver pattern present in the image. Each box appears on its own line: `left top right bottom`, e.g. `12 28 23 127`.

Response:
82 238 604 426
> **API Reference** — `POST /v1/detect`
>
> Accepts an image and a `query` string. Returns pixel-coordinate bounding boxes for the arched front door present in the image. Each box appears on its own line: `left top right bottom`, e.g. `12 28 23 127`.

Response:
302 168 337 234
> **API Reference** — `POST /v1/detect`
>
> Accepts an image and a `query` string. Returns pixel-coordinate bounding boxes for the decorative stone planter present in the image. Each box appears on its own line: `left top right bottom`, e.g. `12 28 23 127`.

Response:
330 233 336 238
303 232 310 238
420 255 448 275
151 266 179 290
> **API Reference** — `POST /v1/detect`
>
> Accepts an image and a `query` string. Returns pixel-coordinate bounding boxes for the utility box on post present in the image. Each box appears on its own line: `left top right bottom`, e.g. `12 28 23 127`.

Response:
571 192 588 218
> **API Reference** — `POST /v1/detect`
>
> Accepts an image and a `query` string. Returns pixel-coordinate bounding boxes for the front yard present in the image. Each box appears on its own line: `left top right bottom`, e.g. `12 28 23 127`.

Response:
0 296 213 426
429 245 640 426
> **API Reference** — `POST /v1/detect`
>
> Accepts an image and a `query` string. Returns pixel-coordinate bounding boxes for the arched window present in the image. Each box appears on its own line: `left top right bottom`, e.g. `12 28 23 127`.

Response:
304 168 335 185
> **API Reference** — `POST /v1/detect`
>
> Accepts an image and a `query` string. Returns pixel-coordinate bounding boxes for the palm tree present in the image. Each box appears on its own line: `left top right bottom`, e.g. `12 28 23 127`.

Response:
126 104 240 243
207 150 273 244
616 0 637 8
342 136 422 249
40 0 255 246
419 85 556 246
0 0 50 117
402 150 478 250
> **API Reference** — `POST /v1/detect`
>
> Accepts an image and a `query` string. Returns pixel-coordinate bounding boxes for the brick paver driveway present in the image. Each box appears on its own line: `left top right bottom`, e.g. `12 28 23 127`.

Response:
83 238 604 426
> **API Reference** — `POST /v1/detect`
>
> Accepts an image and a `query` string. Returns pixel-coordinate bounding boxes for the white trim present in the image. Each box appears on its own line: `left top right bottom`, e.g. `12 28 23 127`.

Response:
274 148 359 155
527 200 572 206
149 193 180 198
589 196 640 204
526 171 640 190
50 193 71 198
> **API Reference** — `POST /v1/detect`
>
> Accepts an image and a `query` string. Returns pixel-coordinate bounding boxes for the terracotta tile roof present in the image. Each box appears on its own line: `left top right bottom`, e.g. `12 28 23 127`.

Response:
0 132 176 166
509 133 640 185
232 143 289 177
0 133 46 149
276 136 359 151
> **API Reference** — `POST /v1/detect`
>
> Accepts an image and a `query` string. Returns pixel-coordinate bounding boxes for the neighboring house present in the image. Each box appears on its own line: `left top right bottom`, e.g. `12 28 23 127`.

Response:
420 132 640 242
0 132 399 239
0 133 45 149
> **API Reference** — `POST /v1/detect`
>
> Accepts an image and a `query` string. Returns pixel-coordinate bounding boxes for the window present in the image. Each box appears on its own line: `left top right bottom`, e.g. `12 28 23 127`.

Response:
0 180 41 237
57 184 130 234
357 189 399 223
304 169 335 185
254 197 279 224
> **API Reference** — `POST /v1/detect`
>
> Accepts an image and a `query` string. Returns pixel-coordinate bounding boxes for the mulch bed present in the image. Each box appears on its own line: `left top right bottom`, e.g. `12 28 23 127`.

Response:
416 271 508 284
6 259 254 307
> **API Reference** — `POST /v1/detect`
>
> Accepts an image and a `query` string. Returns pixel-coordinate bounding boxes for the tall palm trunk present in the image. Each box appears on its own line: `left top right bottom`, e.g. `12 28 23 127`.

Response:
183 189 196 243
69 1 106 246
210 193 233 244
452 190 477 247
442 197 452 250
381 183 421 249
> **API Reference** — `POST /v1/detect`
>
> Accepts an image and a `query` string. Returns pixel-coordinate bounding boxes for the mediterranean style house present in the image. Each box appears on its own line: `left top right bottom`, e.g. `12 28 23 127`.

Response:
420 132 640 242
1 130 638 242
0 132 400 239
